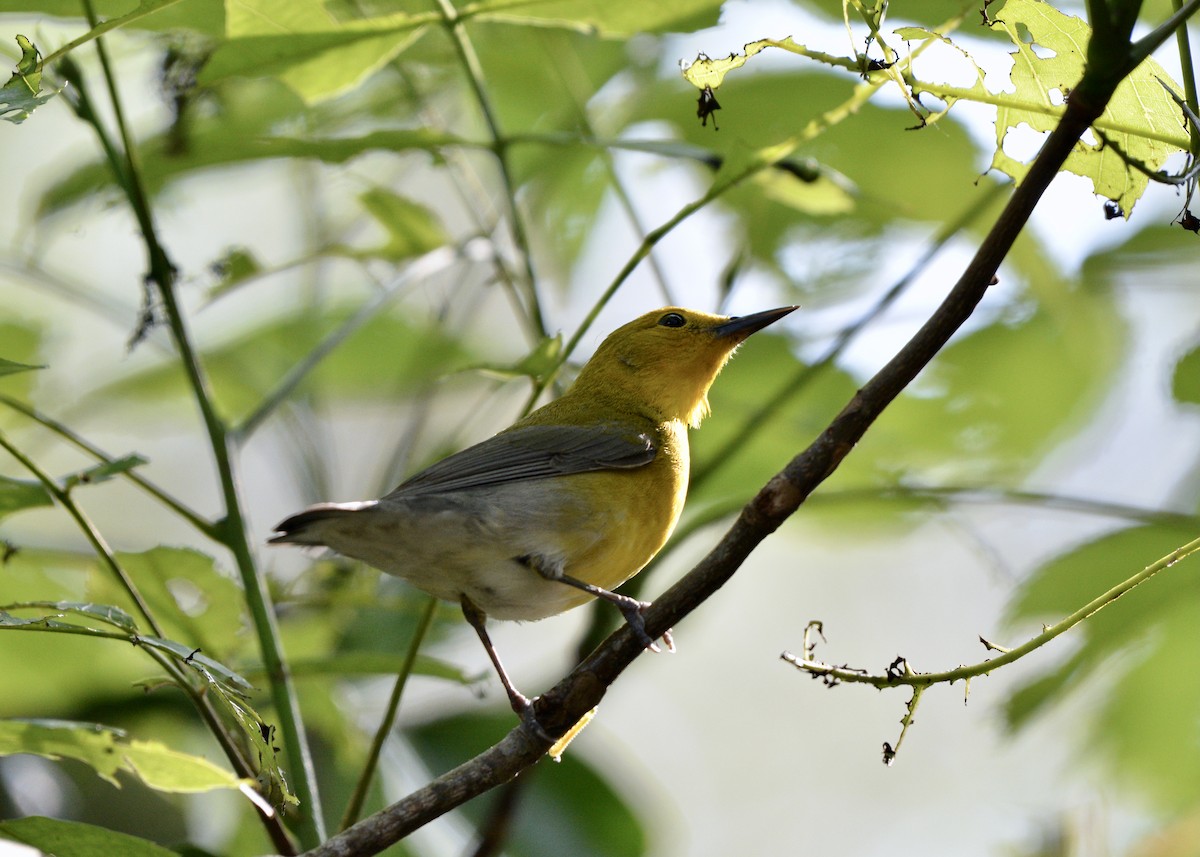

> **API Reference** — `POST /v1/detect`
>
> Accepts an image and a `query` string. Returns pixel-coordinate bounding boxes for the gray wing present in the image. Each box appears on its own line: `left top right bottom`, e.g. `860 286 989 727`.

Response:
387 423 656 498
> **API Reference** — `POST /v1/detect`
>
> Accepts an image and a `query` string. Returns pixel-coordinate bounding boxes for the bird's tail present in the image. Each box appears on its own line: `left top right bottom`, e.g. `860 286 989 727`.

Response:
268 501 377 545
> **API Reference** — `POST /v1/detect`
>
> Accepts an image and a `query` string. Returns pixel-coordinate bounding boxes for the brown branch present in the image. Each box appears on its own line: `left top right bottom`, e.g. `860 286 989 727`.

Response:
303 43 1132 857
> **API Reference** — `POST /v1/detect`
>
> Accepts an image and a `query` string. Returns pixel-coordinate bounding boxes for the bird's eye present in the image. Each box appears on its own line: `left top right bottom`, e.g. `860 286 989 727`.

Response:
657 312 686 328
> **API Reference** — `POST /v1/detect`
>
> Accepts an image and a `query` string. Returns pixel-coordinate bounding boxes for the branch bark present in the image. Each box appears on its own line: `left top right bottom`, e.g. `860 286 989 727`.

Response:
303 26 1152 857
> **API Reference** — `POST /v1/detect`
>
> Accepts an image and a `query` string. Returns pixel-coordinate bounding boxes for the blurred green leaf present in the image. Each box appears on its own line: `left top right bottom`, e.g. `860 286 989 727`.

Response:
0 718 251 794
347 188 449 261
0 0 224 35
0 475 51 518
1005 524 1200 808
275 651 471 683
89 310 474 422
0 356 45 377
472 0 722 36
206 247 262 300
0 816 181 857
201 0 428 102
410 711 646 857
36 78 308 218
0 323 44 399
859 280 1122 484
62 454 148 491
1173 344 1200 406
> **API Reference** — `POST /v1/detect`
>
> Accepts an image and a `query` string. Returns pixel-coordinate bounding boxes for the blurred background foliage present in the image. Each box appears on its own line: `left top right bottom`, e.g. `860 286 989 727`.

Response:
1 0 1199 855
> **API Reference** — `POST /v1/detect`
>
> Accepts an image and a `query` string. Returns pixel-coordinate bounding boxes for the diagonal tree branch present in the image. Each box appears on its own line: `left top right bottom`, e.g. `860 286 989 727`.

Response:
301 10 1181 856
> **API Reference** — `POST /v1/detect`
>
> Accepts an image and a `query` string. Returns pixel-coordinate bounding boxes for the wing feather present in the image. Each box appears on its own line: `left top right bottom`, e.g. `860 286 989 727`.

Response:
386 423 656 498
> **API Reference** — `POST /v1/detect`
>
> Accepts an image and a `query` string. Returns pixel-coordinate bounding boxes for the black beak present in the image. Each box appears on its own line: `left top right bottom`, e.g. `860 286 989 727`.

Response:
714 305 798 340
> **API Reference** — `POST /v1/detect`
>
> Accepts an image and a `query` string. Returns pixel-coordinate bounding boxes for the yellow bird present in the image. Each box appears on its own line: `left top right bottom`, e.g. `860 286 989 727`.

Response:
271 305 795 728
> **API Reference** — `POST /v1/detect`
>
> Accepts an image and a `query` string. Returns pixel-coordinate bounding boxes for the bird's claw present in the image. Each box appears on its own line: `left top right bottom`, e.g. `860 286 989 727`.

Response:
617 599 675 653
512 693 554 744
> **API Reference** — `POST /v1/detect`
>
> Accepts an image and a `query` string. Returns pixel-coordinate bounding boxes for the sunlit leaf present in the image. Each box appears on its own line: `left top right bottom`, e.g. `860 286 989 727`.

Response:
0 718 252 793
200 0 428 102
949 0 1186 214
0 0 224 34
472 0 722 36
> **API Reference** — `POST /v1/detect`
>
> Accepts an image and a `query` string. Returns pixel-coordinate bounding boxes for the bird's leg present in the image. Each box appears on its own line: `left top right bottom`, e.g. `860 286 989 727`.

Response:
558 574 676 654
459 596 551 743
516 555 674 652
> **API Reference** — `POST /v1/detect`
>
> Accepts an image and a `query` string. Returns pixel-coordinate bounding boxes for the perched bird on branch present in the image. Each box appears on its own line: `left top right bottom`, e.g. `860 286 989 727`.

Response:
271 305 796 733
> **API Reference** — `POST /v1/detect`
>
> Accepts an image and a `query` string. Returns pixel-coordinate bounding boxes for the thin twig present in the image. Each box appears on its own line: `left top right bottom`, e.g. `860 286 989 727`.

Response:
340 596 439 830
0 394 218 538
0 429 162 636
781 533 1200 690
434 0 546 341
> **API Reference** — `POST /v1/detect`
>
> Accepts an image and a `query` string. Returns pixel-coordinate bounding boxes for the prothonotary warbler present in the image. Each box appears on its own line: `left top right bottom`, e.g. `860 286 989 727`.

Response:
270 305 796 730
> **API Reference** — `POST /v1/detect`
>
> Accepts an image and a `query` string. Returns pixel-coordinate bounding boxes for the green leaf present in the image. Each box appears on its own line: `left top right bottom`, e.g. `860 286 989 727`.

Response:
90 547 249 663
206 246 262 300
1172 343 1200 405
62 454 148 491
0 475 52 519
0 816 181 857
0 718 251 794
968 0 1186 214
1 600 138 632
0 323 45 398
0 0 224 35
89 310 474 421
0 35 56 123
470 333 564 382
473 0 723 37
0 356 45 376
136 635 255 696
347 188 449 261
1004 524 1200 809
200 0 428 102
410 711 646 857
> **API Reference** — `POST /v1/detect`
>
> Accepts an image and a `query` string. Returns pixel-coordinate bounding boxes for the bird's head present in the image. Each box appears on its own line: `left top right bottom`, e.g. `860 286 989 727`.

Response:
573 306 797 427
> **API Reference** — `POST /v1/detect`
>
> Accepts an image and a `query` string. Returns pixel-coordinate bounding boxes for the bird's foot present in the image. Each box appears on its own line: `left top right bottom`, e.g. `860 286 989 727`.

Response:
510 692 553 744
615 598 675 653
